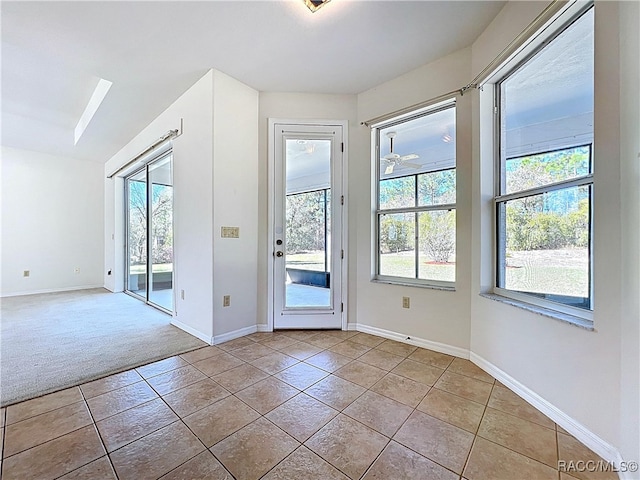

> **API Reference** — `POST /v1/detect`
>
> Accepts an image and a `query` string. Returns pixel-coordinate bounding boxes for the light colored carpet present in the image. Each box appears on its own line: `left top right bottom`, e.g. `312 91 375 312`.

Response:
0 288 206 406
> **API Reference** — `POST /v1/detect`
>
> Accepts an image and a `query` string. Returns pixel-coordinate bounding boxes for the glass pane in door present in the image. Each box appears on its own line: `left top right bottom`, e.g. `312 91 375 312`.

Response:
284 139 332 308
148 155 173 311
127 169 147 299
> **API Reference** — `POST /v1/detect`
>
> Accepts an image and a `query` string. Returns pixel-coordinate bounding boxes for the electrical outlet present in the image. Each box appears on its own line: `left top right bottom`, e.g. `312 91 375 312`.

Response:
223 295 231 307
74 267 80 274
402 296 410 309
23 270 30 278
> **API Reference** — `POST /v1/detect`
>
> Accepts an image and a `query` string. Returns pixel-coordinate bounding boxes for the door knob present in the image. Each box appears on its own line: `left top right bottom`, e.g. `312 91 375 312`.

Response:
275 251 284 257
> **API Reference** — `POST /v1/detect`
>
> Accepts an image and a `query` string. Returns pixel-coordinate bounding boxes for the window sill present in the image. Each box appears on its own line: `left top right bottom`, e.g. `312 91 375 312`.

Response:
372 278 455 292
479 293 594 331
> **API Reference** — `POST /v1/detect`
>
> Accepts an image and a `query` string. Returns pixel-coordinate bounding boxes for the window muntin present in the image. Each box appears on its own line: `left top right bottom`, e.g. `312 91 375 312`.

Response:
379 212 416 278
418 169 456 206
496 7 594 314
504 145 591 195
375 104 456 285
418 209 456 282
379 176 415 210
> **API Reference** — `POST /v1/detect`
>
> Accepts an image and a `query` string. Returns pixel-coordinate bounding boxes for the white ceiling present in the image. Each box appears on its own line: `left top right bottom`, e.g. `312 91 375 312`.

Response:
1 0 505 163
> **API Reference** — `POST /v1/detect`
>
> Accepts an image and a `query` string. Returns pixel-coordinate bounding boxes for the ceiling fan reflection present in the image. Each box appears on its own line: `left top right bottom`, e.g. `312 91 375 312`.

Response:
383 131 420 175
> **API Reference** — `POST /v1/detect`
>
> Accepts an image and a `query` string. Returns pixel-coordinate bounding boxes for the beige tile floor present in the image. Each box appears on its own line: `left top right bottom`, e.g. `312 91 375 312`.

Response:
0 330 618 480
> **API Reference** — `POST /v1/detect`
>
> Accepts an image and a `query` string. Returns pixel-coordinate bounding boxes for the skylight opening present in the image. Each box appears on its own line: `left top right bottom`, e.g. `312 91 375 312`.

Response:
74 78 112 145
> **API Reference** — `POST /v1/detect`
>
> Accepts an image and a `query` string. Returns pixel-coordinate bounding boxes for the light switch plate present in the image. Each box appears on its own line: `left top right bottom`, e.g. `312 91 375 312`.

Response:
221 226 240 238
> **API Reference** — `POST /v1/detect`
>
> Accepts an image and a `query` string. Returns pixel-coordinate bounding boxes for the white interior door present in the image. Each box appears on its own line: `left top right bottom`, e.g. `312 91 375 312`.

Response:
273 123 343 329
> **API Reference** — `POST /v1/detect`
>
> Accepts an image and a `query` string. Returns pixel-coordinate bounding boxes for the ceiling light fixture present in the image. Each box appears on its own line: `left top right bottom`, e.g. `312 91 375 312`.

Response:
303 0 331 13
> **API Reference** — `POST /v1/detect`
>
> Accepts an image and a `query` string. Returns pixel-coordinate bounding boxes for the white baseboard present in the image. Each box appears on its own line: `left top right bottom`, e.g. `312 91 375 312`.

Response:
170 319 213 345
213 325 258 345
355 323 470 359
471 352 626 478
257 324 271 332
1 284 104 298
346 323 358 331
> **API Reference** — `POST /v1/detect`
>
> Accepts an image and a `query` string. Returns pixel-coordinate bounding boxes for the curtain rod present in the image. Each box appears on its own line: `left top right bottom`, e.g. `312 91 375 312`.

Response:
463 0 570 91
361 91 461 128
361 0 570 128
107 120 182 179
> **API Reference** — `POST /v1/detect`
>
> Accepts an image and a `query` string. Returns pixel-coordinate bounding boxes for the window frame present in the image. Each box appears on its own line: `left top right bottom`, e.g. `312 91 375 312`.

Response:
492 5 595 321
373 101 457 289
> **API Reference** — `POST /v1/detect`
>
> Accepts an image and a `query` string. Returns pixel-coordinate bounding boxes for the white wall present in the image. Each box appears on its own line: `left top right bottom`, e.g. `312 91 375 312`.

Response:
257 93 358 328
105 71 215 341
467 0 637 463
211 70 259 338
354 48 473 352
618 0 640 465
104 69 259 343
1 147 104 296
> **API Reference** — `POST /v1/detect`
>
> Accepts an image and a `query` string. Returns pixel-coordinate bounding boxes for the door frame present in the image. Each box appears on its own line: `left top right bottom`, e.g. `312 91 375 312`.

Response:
123 149 175 315
267 118 349 331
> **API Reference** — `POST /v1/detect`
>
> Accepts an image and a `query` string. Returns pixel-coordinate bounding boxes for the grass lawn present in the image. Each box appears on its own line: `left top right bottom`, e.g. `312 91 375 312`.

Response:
379 252 455 282
372 248 588 297
130 263 173 274
505 248 588 297
286 252 328 272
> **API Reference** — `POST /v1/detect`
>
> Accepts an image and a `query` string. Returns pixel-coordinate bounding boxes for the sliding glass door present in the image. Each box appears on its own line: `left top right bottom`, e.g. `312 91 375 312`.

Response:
126 152 173 312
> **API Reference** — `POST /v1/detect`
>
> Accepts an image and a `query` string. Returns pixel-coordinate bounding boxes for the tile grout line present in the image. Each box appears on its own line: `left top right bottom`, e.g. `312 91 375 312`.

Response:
3 396 87 428
358 386 421 480
482 402 558 431
216 337 377 479
84 379 157 422
135 360 239 479
379 357 490 478
141 363 231 471
1 408 5 480
197 357 311 480
84 359 211 478
255 444 308 480
2 395 99 460
164 413 231 479
556 427 561 480
323 338 457 478
53 388 118 480
460 379 497 478
469 377 564 472
305 378 369 413
379 387 468 479
299 413 388 480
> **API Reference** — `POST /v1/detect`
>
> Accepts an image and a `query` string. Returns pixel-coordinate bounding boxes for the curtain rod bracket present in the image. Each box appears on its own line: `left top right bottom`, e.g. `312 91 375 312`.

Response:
106 122 181 179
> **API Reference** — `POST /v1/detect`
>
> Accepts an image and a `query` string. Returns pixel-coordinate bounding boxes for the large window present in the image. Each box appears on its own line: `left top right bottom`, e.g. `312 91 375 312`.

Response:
375 103 456 286
495 7 594 315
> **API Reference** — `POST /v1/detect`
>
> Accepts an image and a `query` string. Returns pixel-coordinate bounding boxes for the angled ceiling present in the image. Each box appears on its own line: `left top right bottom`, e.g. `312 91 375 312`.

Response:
1 0 505 163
